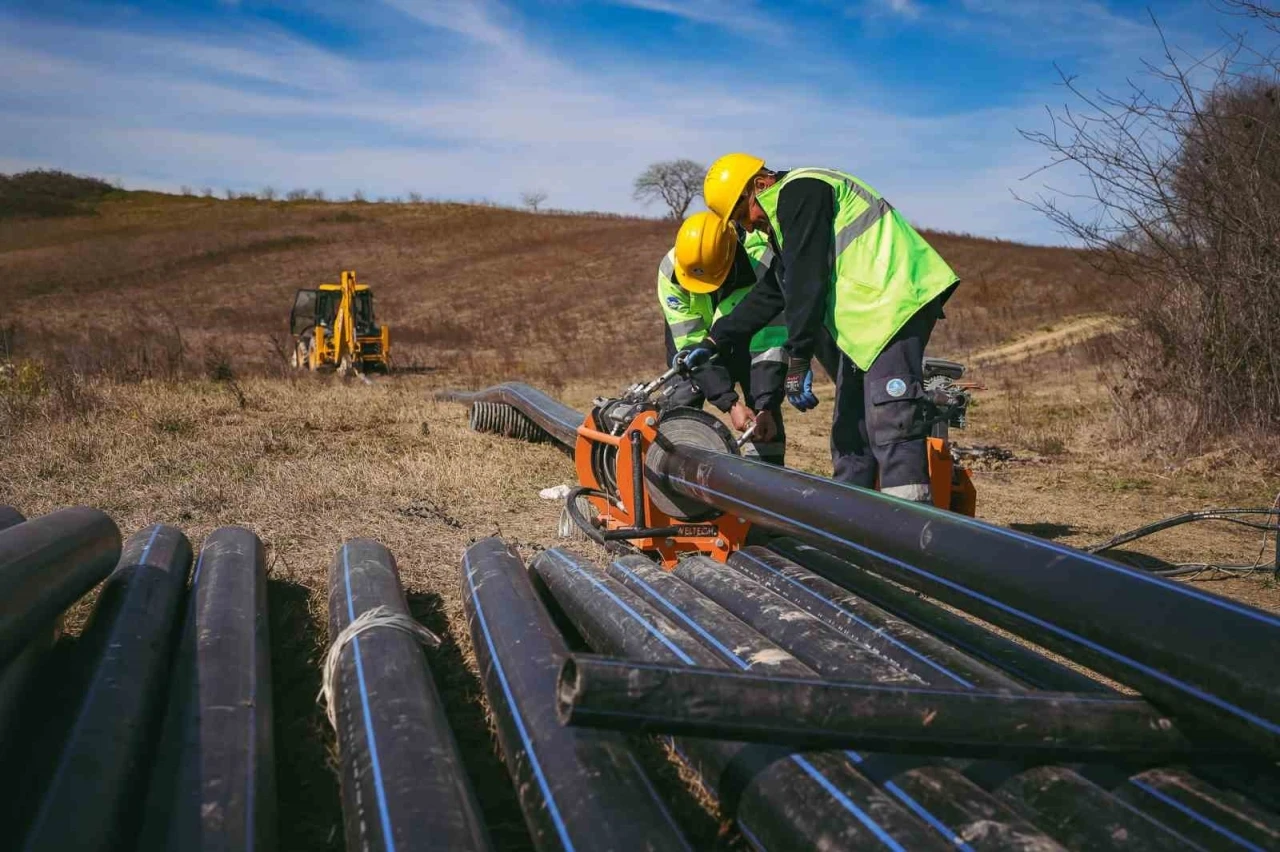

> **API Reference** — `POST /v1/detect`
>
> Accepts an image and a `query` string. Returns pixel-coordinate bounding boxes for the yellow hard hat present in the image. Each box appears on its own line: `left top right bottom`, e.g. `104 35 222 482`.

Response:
673 211 737 293
704 152 765 221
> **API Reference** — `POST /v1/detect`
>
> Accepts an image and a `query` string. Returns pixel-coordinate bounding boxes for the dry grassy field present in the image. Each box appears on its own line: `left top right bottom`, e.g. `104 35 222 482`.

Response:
2 191 1277 850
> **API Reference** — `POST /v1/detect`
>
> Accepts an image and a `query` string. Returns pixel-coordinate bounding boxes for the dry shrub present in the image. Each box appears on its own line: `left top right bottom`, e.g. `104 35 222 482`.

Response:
1023 6 1280 453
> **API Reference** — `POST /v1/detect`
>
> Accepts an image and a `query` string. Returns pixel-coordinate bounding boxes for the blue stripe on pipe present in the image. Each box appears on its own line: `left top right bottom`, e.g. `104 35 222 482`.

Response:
1129 779 1263 851
733 549 974 688
884 781 974 850
668 474 1280 738
138 523 162 566
343 545 398 852
576 563 925 850
546 550 695 664
609 560 750 670
738 821 769 852
757 460 1280 627
791 755 907 851
464 553 575 851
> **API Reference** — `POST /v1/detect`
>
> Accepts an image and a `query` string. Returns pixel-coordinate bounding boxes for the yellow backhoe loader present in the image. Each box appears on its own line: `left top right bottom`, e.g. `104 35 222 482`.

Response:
289 270 391 373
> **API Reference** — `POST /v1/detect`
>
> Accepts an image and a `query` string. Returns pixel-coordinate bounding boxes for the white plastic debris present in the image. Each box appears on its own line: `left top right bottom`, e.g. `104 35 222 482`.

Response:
538 484 573 500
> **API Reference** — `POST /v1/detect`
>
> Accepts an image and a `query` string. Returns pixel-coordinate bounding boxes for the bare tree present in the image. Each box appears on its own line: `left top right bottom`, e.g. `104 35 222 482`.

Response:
633 159 704 219
311 188 326 201
261 186 277 201
179 185 192 196
201 187 214 198
1020 10 1280 448
286 188 308 201
521 189 548 212
408 191 423 203
352 189 366 203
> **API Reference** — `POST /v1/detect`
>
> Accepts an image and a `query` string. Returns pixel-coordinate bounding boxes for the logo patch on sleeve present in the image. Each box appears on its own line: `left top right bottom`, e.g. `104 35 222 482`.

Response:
886 378 908 398
665 296 683 310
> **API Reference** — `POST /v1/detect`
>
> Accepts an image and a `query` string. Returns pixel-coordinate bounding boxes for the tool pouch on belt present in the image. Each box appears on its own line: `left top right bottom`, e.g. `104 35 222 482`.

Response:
868 376 929 446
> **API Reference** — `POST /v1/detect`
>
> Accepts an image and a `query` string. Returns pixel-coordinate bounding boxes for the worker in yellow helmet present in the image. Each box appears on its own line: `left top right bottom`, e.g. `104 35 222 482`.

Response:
657 212 789 464
683 153 959 502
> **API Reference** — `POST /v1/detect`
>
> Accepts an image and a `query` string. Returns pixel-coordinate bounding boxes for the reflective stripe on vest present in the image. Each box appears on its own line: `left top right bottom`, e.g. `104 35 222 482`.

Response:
756 167 958 370
657 248 713 350
751 346 787 365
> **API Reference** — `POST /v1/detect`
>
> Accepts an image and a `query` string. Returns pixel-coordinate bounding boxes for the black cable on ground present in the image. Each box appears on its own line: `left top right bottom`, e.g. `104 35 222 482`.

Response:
1085 495 1280 579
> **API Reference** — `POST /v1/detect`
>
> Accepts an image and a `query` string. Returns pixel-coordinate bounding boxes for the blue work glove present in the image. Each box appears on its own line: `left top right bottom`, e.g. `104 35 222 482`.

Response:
673 339 717 372
785 356 819 411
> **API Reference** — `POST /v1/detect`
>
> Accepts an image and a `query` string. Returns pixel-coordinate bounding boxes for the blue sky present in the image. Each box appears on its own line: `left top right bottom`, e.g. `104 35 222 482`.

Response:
0 0 1254 243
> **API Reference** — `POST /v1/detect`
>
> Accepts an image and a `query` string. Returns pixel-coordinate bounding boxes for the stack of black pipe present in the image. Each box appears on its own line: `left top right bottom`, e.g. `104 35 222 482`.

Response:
0 511 283 852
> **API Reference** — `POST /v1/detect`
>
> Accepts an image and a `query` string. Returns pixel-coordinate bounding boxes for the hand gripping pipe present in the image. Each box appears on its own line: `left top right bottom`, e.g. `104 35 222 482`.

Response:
22 524 193 852
556 656 1215 762
327 539 491 852
460 538 691 852
0 506 121 669
137 527 276 852
529 547 959 852
653 445 1280 755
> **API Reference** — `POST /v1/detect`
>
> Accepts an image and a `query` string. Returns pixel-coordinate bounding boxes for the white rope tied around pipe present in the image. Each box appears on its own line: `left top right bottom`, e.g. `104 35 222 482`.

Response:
318 605 441 730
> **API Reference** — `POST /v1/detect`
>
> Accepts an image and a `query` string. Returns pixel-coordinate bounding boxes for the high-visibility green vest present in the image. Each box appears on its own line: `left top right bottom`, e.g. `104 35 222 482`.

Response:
713 230 788 365
657 249 714 350
756 168 958 370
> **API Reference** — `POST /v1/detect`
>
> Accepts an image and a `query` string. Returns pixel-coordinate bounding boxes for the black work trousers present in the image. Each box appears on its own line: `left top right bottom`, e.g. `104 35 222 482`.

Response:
829 299 942 501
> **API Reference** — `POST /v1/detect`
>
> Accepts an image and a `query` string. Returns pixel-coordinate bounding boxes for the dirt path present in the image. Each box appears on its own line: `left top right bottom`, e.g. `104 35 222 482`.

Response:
970 314 1127 366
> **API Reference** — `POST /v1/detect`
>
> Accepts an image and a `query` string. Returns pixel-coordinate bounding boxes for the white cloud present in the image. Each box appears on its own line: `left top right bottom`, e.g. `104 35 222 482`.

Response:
601 0 782 36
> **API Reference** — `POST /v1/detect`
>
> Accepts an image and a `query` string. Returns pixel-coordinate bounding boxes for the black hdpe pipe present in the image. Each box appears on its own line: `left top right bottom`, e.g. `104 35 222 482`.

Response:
672 555 914 683
653 445 1280 755
137 527 276 852
771 539 1274 850
767 538 1107 693
0 506 121 669
22 524 193 852
328 539 491 852
727 546 1024 690
0 505 41 750
461 538 691 852
438 383 582 448
655 553 1190 849
599 554 1070 851
556 656 1214 762
529 547 954 852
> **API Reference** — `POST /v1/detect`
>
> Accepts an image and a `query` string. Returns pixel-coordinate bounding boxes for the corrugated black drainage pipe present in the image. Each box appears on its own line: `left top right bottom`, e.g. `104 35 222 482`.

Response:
461 538 691 852
137 526 276 852
22 524 193 852
0 506 120 669
328 539 491 852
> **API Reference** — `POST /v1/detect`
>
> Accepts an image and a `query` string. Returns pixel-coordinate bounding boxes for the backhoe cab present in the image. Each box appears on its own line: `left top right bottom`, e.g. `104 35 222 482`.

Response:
289 270 391 373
